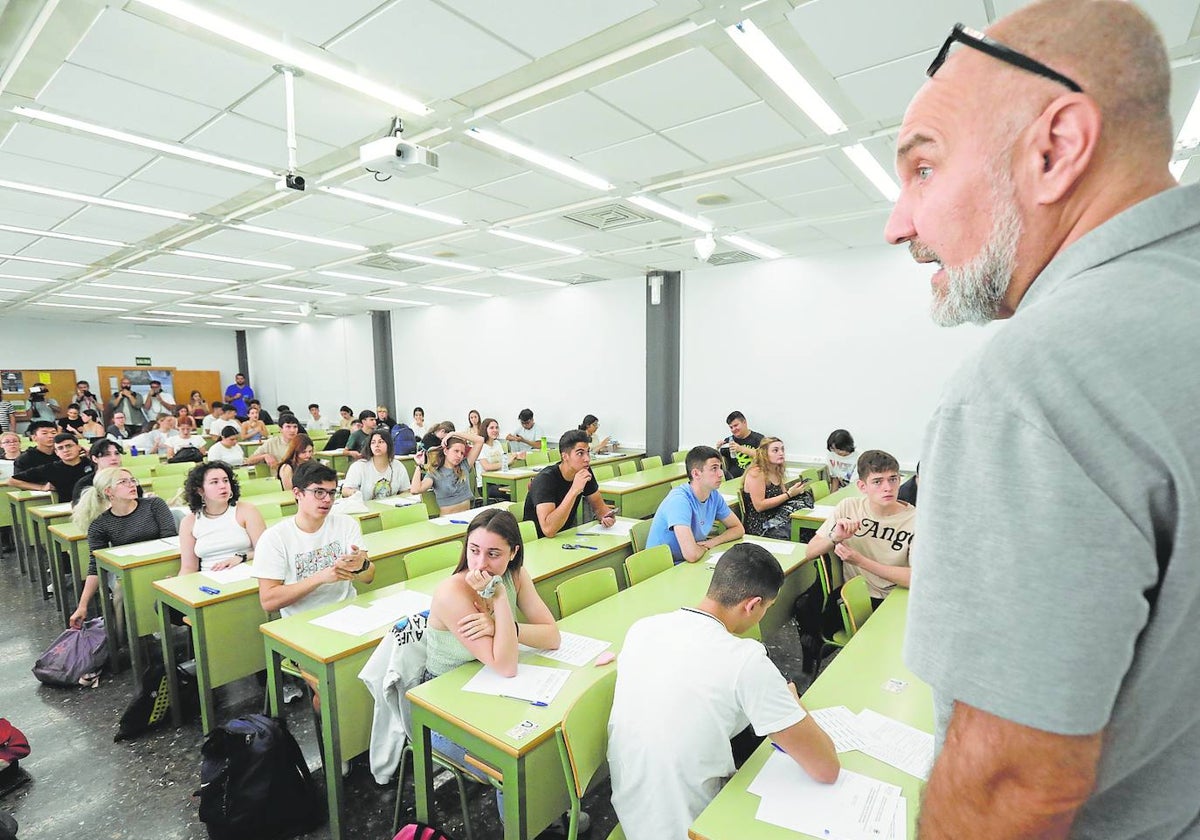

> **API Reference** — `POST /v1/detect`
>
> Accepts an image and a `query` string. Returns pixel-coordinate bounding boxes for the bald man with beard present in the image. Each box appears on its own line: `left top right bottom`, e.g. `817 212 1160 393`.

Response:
885 2 1199 838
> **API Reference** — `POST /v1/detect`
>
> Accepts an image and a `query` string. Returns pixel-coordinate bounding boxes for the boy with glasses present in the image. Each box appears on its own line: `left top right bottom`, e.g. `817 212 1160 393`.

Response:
254 460 374 619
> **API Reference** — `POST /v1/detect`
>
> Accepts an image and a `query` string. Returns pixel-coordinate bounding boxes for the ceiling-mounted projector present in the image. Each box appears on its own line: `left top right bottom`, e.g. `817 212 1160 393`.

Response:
359 136 439 177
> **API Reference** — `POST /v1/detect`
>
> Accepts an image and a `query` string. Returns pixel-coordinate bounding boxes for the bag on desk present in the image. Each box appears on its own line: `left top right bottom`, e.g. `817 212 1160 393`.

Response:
198 714 324 840
31 618 108 687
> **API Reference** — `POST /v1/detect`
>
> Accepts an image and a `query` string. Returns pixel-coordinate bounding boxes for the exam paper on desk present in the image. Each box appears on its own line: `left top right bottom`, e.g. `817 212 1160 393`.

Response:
462 663 570 705
856 708 934 780
309 590 433 636
520 631 610 666
577 519 635 536
201 564 257 584
810 706 873 753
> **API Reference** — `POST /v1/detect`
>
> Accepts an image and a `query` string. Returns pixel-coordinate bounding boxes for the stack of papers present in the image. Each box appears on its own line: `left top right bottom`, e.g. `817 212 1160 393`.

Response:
332 496 369 514
520 632 611 666
462 663 570 705
750 751 905 839
201 564 257 585
808 706 934 780
577 520 635 537
309 590 433 636
103 537 178 557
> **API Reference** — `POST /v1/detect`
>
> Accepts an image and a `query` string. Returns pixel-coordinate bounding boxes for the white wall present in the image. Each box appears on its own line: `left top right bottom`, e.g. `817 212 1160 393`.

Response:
679 246 999 466
390 277 648 447
244 314 376 415
0 316 239 391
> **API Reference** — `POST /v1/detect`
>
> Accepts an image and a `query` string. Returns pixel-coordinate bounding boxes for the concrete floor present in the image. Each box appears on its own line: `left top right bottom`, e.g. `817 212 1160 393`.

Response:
0 541 817 840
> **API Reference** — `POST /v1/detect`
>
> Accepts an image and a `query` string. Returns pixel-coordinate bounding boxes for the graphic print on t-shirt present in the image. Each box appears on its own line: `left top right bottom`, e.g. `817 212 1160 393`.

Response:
851 518 913 552
294 539 345 580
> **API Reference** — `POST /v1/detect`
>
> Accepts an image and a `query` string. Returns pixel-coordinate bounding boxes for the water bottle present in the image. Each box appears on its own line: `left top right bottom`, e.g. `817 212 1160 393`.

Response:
501 451 509 471
540 435 547 452
130 445 138 456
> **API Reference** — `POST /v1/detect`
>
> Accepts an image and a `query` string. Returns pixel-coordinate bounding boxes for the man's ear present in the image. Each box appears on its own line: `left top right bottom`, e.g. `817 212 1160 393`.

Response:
1024 94 1101 205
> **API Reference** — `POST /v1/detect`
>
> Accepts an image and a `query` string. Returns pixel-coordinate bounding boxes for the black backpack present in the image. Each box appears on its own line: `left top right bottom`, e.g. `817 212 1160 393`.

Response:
792 578 845 675
198 715 324 840
391 423 417 455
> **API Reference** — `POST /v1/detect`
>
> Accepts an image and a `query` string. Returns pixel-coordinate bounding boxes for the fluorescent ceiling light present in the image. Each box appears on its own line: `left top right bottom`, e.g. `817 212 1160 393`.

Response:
11 106 277 178
178 302 255 312
220 192 287 223
146 309 210 318
261 283 347 297
0 273 54 283
0 0 59 95
232 223 367 252
0 253 87 268
0 222 126 247
33 301 125 311
0 287 30 295
315 313 335 319
725 20 847 135
214 293 302 305
53 292 151 303
87 282 189 296
489 229 584 255
270 309 304 316
319 186 465 226
721 234 783 259
168 250 293 270
466 128 614 191
390 250 483 272
497 271 569 287
422 285 491 298
1170 159 1190 181
241 316 299 324
367 296 431 307
627 195 713 232
119 268 236 285
0 179 193 220
842 143 900 202
207 321 265 328
130 0 430 115
318 270 408 288
120 315 191 324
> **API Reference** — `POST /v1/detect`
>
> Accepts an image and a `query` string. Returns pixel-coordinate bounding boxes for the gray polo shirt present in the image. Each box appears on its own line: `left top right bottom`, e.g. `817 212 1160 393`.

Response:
906 183 1200 839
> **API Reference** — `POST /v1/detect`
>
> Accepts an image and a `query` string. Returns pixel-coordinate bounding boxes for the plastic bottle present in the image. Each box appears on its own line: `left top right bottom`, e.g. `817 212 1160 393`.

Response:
500 450 509 471
130 445 138 456
540 435 547 452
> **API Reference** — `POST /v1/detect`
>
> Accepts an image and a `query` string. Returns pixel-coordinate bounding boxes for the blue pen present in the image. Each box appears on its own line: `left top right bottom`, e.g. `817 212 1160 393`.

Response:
450 519 469 524
501 695 548 707
199 585 220 595
771 742 785 754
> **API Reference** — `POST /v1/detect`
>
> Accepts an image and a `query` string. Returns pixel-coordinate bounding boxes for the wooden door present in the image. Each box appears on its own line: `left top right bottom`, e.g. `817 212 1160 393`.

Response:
173 370 223 410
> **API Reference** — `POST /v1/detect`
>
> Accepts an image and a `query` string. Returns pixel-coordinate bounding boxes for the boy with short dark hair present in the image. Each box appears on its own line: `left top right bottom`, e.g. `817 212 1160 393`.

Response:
9 433 92 501
646 445 745 563
716 411 765 478
523 429 615 538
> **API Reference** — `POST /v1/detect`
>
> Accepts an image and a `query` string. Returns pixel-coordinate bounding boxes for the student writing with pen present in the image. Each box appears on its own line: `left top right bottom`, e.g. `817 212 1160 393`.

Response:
410 431 484 515
523 429 616 538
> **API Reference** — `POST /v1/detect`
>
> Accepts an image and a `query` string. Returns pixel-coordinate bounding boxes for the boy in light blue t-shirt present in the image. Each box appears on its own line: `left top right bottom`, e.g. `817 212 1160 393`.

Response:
646 445 745 563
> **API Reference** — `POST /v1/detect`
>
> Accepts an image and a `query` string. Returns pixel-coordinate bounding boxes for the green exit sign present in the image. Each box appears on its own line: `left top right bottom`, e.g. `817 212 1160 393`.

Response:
136 357 152 366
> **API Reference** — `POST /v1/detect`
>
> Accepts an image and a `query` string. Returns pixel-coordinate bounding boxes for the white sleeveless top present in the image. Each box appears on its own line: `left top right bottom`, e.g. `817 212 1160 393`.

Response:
191 505 252 572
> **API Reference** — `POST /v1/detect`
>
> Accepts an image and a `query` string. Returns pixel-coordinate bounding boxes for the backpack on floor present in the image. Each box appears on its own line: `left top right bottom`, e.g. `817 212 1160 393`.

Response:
0 721 29 766
198 714 325 840
114 659 199 742
391 423 417 456
393 823 456 840
791 578 844 675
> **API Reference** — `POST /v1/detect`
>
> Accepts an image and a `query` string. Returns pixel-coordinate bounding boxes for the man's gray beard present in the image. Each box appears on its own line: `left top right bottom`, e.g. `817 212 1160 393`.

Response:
931 183 1022 327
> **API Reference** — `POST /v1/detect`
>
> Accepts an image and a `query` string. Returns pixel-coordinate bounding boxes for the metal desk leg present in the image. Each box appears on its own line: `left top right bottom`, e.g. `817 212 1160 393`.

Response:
159 600 183 728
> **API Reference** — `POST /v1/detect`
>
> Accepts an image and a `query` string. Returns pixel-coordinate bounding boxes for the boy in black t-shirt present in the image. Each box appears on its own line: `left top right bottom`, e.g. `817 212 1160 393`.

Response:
523 430 616 537
9 433 93 501
13 422 57 472
716 411 765 479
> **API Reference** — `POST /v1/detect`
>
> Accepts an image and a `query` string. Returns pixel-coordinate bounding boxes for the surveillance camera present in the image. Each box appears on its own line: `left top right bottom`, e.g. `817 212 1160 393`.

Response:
285 172 305 191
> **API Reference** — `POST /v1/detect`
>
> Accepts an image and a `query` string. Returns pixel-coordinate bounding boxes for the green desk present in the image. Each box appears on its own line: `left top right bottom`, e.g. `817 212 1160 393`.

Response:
360 518 473 588
30 503 74 618
789 485 863 542
6 489 55 587
483 453 645 506
521 520 634 618
688 591 929 840
48 521 88 612
155 571 266 734
408 535 812 840
261 572 446 840
315 448 353 476
94 539 182 679
597 462 687 519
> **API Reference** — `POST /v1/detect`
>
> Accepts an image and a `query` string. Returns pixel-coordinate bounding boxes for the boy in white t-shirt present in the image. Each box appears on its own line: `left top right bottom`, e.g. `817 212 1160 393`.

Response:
608 544 839 840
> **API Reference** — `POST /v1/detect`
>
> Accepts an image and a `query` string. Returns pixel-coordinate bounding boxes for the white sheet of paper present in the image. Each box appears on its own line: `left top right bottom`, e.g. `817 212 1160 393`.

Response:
375 495 422 507
810 706 873 753
888 796 907 840
332 496 369 514
749 752 902 840
367 590 433 619
41 502 73 514
201 564 256 584
599 480 636 488
461 663 570 705
856 709 935 780
721 493 737 505
309 605 387 636
520 632 611 666
742 537 796 555
577 519 635 536
103 540 170 557
705 550 726 567
808 504 837 519
0 462 12 481
430 503 509 525
159 535 180 548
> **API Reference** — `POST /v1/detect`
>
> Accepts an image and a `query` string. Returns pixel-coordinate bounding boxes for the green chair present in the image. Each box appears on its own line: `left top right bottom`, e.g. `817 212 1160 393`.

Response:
671 450 688 463
240 477 281 497
815 573 874 664
630 519 653 553
403 540 462 579
669 478 686 489
809 479 830 501
125 464 154 480
379 504 428 530
555 567 618 618
264 425 280 435
556 670 624 840
525 451 549 466
591 465 615 482
254 502 283 522
121 453 161 469
623 545 672 587
641 455 663 470
801 467 822 483
518 519 538 544
617 460 638 476
151 461 197 477
150 475 185 500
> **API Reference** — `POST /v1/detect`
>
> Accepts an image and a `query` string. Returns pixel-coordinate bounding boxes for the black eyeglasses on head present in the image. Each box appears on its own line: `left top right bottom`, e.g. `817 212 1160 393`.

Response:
927 22 1083 93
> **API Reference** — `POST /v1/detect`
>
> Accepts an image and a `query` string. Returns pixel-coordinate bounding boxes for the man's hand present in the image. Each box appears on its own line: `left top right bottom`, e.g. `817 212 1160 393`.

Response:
600 508 616 528
570 467 593 495
830 517 861 542
833 542 863 564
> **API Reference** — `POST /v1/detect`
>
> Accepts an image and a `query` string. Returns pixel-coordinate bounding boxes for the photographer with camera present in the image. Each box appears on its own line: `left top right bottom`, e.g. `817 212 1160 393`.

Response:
108 377 145 424
27 384 60 422
72 381 100 415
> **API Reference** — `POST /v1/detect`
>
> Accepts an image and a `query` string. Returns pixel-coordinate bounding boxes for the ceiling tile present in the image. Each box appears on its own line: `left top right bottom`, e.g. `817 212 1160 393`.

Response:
53 206 180 241
233 74 394 148
813 210 893 248
17 238 123 265
787 0 987 77
593 49 759 131
184 227 284 256
67 8 271 109
774 184 876 221
329 0 529 101
837 49 934 125
501 92 649 157
104 180 225 215
575 133 702 184
474 171 597 210
284 194 387 227
37 63 220 141
660 177 763 208
0 151 126 196
189 112 337 171
256 239 371 265
0 232 36 252
703 200 791 230
419 190 527 224
2 123 156 178
0 258 70 279
1169 63 1200 137
445 0 655 58
248 204 364 236
0 193 78 228
428 142 527 190
341 172 467 205
132 157 267 198
662 102 805 163
135 252 265 280
349 213 464 245
736 155 850 199
241 0 386 45
993 0 1200 47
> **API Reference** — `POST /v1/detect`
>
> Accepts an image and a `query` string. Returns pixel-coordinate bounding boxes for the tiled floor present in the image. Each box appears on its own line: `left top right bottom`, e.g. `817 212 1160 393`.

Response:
0 542 816 840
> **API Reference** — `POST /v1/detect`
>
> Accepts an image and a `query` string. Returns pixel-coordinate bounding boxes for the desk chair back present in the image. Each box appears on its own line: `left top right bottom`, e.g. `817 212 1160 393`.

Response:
671 450 687 463
152 462 195 477
617 461 638 476
623 545 672 587
518 519 538 544
525 451 549 466
150 475 185 500
254 502 283 522
121 453 160 468
420 491 440 518
557 670 623 840
404 541 463 579
546 448 561 464
240 477 281 497
640 455 663 470
379 504 429 530
808 479 830 501
556 567 618 618
591 465 614 482
629 519 652 553
840 575 873 636
800 467 822 482
125 464 154 479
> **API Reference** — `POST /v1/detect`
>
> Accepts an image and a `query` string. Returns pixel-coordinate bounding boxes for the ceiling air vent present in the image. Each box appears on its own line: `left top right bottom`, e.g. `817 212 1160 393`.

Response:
358 254 423 272
558 273 608 285
563 203 655 231
708 250 759 266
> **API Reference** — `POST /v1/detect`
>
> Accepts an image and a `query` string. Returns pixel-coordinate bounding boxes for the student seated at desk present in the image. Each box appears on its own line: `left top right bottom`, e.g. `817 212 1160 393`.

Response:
825 428 857 492
254 461 374 710
804 449 914 609
716 411 764 479
72 440 128 504
646 445 744 563
341 430 410 500
201 402 225 435
344 410 379 461
173 406 196 436
244 414 301 471
106 412 135 442
742 437 813 540
505 408 542 454
207 426 245 467
14 421 57 471
277 434 314 492
0 431 21 462
178 462 265 574
336 405 354 431
477 418 522 501
608 544 839 840
410 432 483 515
238 405 267 442
523 429 615 538
578 414 610 453
69 467 176 629
78 409 106 440
8 432 93 502
410 406 427 440
165 426 206 460
57 404 84 434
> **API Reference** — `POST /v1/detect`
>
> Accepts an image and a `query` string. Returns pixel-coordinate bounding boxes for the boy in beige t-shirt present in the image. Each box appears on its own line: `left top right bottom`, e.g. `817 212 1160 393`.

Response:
805 449 915 603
